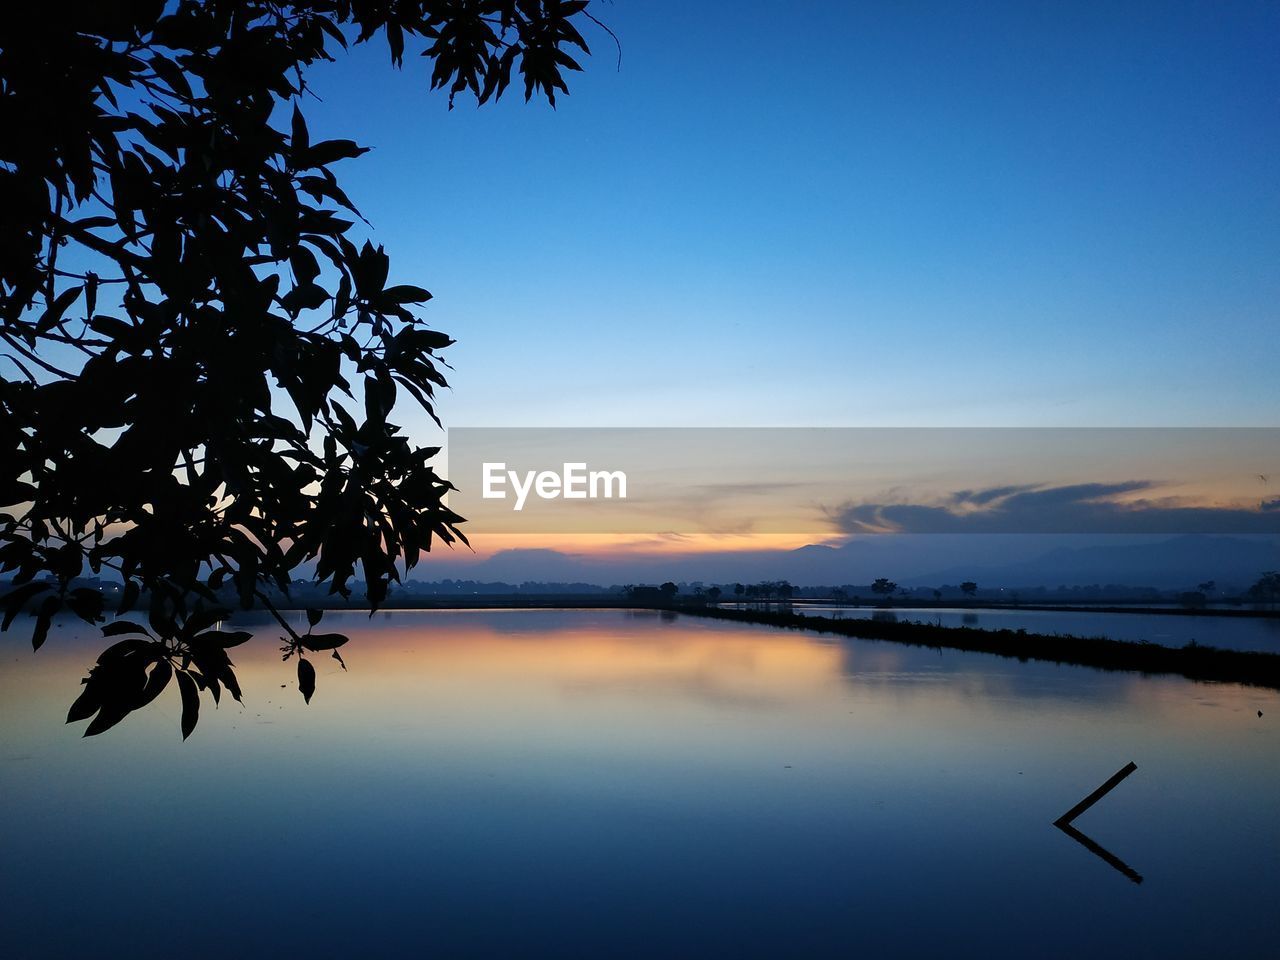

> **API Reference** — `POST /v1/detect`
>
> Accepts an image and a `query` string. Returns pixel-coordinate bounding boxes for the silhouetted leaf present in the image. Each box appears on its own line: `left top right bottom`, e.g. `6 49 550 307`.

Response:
301 632 347 651
291 103 309 155
100 636 154 660
66 681 101 724
1 582 51 630
306 608 323 627
151 54 192 100
177 670 199 740
139 659 173 708
297 657 316 703
66 588 105 624
32 596 60 651
182 607 228 639
381 284 432 304
36 286 82 334
117 580 141 615
102 620 151 638
304 139 368 167
84 704 131 737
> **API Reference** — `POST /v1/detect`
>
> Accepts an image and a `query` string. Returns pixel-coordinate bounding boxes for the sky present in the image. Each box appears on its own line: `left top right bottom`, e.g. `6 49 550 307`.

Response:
282 1 1280 573
296 0 1279 438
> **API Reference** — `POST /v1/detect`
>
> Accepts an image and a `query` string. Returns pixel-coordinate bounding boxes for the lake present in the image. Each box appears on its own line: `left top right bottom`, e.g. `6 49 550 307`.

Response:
2 609 1277 958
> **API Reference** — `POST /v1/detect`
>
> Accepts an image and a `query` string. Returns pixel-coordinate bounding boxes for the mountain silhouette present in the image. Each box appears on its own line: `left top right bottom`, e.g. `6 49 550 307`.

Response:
424 534 1278 590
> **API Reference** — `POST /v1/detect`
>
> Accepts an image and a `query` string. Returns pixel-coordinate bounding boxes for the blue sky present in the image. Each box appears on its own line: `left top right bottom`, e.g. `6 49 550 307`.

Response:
301 1 1279 434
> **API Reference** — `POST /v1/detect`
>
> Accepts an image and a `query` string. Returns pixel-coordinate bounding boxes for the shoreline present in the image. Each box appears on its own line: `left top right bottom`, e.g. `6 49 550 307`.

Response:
670 604 1280 690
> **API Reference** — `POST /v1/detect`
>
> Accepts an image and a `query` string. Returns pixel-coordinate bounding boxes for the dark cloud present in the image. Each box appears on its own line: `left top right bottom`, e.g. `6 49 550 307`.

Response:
948 484 1041 506
829 481 1280 535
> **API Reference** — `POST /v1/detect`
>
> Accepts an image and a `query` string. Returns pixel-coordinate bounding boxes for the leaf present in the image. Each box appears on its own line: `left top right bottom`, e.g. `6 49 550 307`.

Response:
1 582 51 630
297 657 316 703
304 139 368 167
70 215 115 230
99 636 154 660
102 619 151 638
117 580 141 615
151 54 193 99
381 284 432 304
291 103 309 155
138 658 172 708
301 631 347 651
182 606 228 639
32 595 60 651
66 681 101 724
84 272 98 320
290 246 321 284
177 670 199 740
66 587 105 624
36 286 83 334
306 608 323 627
84 704 131 737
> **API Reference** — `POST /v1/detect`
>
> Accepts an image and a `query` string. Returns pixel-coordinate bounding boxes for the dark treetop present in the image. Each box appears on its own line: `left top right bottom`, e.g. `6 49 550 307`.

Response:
0 1 600 737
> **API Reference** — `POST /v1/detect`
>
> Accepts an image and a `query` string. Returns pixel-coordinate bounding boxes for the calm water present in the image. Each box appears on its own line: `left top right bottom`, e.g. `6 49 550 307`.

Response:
792 604 1280 652
2 609 1277 959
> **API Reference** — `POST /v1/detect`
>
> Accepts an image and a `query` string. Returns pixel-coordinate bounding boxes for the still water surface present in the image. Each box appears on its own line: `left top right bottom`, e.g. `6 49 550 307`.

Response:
2 609 1277 958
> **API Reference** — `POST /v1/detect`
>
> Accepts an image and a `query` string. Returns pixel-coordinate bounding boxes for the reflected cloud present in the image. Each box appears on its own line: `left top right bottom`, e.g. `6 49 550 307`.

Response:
559 668 790 711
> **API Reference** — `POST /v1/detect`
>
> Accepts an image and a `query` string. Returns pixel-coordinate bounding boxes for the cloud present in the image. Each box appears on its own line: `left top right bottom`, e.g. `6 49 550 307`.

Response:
828 481 1280 535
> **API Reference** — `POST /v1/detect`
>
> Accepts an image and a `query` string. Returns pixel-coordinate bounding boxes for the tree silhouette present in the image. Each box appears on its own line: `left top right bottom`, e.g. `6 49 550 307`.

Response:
960 581 978 598
871 578 897 598
1247 571 1280 607
0 2 602 738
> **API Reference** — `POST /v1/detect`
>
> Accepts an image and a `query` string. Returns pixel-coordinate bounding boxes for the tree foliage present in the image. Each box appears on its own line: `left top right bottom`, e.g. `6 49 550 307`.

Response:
0 1 599 737
1248 571 1280 606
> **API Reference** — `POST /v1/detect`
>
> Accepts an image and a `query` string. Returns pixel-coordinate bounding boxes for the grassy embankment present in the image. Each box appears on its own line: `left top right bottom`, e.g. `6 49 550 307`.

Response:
672 604 1280 690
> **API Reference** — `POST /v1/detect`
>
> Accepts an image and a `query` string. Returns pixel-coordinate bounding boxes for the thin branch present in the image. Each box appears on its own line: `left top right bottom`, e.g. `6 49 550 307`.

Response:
0 331 80 380
584 9 622 70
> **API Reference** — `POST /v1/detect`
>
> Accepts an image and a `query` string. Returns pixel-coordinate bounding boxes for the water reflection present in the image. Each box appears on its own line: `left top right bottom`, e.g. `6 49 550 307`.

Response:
1 609 1277 958
1056 820 1144 885
1053 761 1143 884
